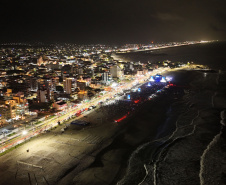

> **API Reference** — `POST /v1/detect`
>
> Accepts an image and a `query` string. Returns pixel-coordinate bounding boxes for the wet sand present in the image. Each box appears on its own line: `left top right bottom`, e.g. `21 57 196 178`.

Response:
0 73 182 185
0 68 225 185
124 70 226 185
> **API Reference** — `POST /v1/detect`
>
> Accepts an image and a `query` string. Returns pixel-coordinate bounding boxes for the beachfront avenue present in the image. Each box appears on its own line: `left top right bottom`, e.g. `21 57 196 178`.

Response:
0 65 190 153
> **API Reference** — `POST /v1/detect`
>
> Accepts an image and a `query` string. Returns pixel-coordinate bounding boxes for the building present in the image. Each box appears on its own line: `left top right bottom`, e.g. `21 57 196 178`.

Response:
110 65 124 79
37 56 45 65
78 91 88 100
30 77 38 91
77 80 88 91
137 70 143 76
1 90 29 122
37 82 54 103
38 90 48 102
102 72 109 82
65 78 72 94
0 105 12 125
102 72 112 84
53 100 67 110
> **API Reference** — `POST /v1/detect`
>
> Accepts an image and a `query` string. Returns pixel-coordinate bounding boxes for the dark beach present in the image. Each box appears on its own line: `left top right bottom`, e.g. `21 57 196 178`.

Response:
0 67 191 185
1 66 225 185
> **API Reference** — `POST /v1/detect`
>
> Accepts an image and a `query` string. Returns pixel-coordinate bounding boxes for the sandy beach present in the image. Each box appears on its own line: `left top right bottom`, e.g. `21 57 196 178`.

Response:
123 70 226 185
0 68 225 185
0 69 183 185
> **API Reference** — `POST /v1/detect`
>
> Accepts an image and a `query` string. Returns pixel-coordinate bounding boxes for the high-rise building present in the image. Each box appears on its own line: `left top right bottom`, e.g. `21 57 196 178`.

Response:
102 72 109 82
110 65 124 79
77 81 88 91
65 78 72 94
37 82 54 103
39 90 48 102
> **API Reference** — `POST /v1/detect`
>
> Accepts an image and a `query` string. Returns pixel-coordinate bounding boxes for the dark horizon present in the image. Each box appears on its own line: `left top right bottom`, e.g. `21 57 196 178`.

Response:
1 0 226 44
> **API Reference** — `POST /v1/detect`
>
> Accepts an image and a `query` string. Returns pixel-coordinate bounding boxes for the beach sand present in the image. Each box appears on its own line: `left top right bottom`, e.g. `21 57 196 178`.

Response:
0 73 180 185
134 70 226 185
0 69 225 185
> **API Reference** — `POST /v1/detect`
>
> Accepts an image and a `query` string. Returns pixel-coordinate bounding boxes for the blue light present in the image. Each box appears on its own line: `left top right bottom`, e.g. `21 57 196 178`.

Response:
138 88 141 92
154 74 163 82
160 77 166 82
147 82 151 86
150 76 155 82
127 95 130 99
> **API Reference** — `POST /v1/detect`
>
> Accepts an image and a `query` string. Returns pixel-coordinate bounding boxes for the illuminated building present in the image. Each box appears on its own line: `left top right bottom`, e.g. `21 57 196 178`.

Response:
110 65 124 79
1 90 29 122
65 78 72 94
78 90 88 100
137 70 143 76
102 72 111 84
53 100 67 110
77 80 88 91
37 82 54 103
37 56 44 65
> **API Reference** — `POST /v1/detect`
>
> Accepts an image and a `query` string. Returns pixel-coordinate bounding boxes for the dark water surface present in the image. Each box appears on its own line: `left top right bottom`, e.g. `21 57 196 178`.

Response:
115 41 226 185
115 41 226 71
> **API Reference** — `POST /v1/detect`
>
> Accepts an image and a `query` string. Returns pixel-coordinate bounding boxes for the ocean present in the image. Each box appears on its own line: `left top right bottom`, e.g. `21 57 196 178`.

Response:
114 41 226 185
114 41 226 71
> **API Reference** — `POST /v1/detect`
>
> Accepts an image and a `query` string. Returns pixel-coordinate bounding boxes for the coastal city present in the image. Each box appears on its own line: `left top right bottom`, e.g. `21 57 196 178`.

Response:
0 40 205 153
1 39 225 185
1 0 226 184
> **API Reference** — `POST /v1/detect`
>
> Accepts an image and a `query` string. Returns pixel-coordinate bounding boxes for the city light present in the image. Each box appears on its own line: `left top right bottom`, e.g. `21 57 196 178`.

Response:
0 40 205 155
111 82 118 87
22 130 27 135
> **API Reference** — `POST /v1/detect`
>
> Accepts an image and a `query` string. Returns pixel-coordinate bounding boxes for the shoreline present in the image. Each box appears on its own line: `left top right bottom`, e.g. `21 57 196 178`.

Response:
124 70 226 185
114 42 207 54
0 68 184 185
0 67 225 185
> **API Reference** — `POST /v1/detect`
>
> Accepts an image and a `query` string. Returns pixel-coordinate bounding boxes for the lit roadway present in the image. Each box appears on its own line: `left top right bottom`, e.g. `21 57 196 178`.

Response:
0 66 190 153
115 42 203 53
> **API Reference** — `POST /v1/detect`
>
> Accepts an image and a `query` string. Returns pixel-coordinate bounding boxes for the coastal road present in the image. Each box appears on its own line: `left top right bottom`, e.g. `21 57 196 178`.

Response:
0 66 188 153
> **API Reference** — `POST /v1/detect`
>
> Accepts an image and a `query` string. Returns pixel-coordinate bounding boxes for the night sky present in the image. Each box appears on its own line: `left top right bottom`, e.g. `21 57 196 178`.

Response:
0 0 226 44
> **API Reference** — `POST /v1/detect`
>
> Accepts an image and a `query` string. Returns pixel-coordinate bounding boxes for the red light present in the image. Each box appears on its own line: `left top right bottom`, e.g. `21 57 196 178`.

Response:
115 115 127 123
134 100 139 104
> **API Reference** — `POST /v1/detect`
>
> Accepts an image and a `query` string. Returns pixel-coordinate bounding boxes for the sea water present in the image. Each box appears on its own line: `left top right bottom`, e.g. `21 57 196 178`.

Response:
116 41 226 185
